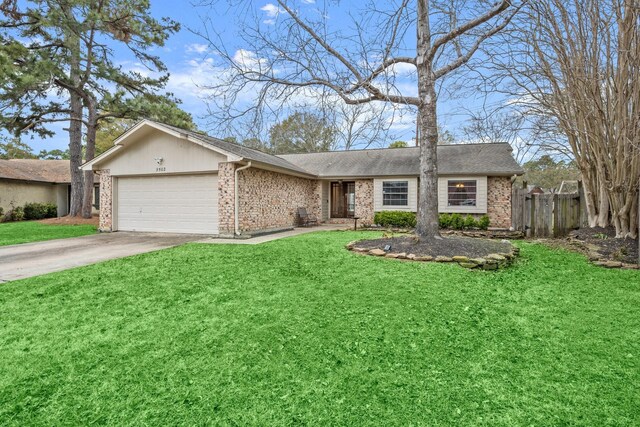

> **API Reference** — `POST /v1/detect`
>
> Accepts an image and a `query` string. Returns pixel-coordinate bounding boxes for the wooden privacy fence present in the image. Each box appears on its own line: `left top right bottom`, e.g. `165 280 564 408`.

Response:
512 185 586 238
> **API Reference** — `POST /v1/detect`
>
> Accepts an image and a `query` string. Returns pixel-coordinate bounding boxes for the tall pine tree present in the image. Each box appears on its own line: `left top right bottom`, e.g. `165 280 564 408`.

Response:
0 0 189 217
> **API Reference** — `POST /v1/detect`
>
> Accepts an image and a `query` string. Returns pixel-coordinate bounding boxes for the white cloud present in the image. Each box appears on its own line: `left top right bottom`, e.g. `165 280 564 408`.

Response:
389 62 417 77
166 57 218 105
260 3 286 24
261 3 283 17
232 49 266 72
301 0 315 3
186 43 209 54
166 53 266 112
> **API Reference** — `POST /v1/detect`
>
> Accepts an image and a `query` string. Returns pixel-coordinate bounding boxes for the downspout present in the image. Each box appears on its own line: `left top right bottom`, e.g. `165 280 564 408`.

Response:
234 162 252 236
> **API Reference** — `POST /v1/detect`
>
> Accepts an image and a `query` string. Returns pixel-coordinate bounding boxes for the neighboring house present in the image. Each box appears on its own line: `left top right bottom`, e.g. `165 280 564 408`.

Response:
528 185 546 195
82 120 524 236
0 159 99 217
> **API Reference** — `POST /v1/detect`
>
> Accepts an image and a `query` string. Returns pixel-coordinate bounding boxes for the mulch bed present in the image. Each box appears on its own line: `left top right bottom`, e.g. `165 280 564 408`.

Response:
566 226 638 265
38 215 99 226
355 235 513 259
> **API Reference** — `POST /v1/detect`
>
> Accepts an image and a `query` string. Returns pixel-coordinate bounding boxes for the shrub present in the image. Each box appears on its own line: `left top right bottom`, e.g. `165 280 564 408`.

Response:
23 202 57 220
46 203 58 218
477 215 490 230
373 211 417 228
7 206 25 222
0 206 3 221
463 214 477 230
449 213 464 230
438 213 451 228
375 211 492 230
438 213 491 230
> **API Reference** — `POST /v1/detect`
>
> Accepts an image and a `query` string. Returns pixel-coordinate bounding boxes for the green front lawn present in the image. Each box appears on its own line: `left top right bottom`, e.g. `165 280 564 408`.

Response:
0 221 96 246
1 232 638 425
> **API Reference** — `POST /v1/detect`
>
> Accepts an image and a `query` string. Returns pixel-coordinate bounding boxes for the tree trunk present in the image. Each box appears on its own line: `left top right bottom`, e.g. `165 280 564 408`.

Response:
67 27 83 217
68 93 84 216
82 101 97 218
415 0 441 239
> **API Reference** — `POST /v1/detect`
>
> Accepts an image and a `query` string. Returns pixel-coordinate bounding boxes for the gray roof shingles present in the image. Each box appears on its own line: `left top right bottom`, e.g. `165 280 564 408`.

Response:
278 144 524 177
159 123 314 177
143 121 523 178
0 159 88 183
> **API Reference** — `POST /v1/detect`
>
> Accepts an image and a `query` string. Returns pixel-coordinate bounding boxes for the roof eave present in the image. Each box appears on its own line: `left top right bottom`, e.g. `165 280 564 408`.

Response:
0 176 59 184
239 160 317 179
316 170 524 179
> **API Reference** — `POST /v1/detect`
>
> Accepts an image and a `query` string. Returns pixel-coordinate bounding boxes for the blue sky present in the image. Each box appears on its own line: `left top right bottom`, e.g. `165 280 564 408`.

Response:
18 0 510 153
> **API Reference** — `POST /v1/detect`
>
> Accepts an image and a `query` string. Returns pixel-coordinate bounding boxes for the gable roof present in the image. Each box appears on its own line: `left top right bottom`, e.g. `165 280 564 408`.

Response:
0 159 75 184
158 122 314 177
279 143 524 177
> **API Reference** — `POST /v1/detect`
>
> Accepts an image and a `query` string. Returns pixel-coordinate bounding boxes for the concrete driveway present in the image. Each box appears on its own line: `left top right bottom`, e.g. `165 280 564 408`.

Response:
0 232 205 282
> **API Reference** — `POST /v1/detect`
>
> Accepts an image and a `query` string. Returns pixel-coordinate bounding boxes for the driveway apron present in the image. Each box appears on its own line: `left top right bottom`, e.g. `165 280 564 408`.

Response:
0 232 204 282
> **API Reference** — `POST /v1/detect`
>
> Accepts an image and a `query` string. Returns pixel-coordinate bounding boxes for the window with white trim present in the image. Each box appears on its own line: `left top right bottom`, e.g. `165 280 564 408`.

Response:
93 186 100 209
382 181 408 206
447 180 477 206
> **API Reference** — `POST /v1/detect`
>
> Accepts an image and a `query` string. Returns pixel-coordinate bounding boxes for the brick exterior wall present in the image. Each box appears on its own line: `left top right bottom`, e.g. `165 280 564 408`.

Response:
487 176 512 229
355 179 374 225
236 167 320 233
98 169 113 232
96 162 513 234
217 162 237 236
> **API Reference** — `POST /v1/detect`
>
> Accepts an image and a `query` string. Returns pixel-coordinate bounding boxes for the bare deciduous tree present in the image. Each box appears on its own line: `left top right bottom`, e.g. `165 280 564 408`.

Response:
461 109 572 164
495 0 639 237
199 0 525 240
324 102 396 151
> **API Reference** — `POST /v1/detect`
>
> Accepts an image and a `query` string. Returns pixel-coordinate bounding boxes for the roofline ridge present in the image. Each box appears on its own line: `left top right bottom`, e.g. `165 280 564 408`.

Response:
277 141 512 156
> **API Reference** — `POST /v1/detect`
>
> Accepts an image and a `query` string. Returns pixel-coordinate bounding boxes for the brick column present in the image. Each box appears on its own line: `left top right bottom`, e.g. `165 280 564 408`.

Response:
355 179 375 225
487 176 512 229
98 169 113 232
217 162 237 236
312 180 323 222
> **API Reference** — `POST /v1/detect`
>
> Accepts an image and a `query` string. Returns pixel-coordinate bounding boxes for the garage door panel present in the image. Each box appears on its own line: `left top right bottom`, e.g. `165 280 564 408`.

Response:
117 174 218 234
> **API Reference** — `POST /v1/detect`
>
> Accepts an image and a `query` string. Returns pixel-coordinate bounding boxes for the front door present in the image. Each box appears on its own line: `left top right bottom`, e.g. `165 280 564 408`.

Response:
330 181 355 218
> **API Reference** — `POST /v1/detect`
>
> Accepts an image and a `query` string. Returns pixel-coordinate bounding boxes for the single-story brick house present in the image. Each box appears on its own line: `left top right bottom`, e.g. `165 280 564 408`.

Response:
81 120 524 236
0 159 98 217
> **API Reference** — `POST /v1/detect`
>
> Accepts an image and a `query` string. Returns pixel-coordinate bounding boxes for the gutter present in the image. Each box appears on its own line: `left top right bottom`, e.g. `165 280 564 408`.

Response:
234 161 252 236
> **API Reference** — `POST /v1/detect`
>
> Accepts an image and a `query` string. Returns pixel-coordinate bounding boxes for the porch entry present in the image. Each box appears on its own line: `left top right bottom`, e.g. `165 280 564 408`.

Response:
330 181 355 218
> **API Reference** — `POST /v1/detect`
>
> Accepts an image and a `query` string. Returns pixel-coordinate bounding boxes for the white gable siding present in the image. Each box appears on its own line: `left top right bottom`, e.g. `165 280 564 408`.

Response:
102 129 226 176
437 176 487 214
321 181 330 221
373 177 418 212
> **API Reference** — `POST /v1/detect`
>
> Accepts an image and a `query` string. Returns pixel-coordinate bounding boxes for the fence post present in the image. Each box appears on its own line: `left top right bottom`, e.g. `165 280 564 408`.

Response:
511 185 517 230
578 180 588 228
530 193 535 237
553 193 559 237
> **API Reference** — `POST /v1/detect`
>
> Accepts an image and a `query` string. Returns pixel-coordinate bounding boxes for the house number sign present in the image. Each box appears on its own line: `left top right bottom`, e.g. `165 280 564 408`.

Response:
154 157 166 172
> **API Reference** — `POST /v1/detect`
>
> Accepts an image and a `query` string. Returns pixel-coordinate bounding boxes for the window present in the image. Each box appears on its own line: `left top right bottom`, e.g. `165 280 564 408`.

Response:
448 180 477 206
383 181 408 206
93 186 100 210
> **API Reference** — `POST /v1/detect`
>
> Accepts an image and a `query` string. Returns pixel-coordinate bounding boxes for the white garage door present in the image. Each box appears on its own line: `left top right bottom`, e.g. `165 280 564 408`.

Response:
117 174 218 234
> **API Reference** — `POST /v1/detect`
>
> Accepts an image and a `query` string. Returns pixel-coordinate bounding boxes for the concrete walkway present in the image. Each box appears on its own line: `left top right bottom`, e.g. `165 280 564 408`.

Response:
198 224 350 245
0 232 205 282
